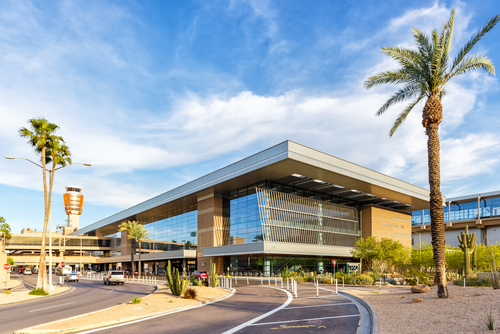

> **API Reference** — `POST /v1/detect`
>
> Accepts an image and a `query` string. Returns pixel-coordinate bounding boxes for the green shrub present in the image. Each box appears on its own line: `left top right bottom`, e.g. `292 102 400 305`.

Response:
184 287 197 299
453 277 493 287
131 296 142 304
387 278 398 285
294 276 306 283
28 288 49 295
305 276 314 282
280 265 292 280
405 270 433 286
351 274 374 285
321 277 333 284
190 275 200 286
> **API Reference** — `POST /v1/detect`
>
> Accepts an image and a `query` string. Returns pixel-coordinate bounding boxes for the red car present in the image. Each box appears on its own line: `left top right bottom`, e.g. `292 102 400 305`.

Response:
193 271 208 279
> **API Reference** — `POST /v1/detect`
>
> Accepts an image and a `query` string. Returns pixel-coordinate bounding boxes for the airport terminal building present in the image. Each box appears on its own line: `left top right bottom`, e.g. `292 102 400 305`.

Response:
68 141 430 275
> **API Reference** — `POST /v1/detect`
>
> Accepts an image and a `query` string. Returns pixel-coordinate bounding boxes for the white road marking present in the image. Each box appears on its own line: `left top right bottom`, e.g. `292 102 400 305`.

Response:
285 302 354 309
107 290 114 293
77 289 237 334
222 287 293 334
29 301 76 312
250 314 360 326
296 294 339 299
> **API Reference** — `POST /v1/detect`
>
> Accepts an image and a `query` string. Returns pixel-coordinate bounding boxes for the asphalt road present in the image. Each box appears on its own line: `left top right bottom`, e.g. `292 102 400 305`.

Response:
79 281 360 334
0 274 155 334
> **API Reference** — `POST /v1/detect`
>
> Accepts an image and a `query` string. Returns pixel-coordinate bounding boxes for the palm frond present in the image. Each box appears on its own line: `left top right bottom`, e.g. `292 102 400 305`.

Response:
449 55 496 79
389 95 424 137
364 69 411 89
381 46 421 68
376 84 421 116
450 14 500 73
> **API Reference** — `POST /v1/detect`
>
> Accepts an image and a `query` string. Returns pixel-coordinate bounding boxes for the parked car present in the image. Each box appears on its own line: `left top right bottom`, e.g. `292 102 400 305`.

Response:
64 272 79 282
103 271 125 285
193 271 208 280
23 269 32 275
19 267 25 274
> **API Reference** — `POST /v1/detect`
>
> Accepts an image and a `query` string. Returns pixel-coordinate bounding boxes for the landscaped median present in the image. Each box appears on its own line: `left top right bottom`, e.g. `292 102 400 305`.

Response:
16 285 232 334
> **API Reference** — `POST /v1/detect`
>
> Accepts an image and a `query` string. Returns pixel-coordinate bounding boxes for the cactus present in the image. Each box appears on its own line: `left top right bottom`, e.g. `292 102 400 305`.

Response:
458 226 476 278
210 259 219 288
165 260 188 296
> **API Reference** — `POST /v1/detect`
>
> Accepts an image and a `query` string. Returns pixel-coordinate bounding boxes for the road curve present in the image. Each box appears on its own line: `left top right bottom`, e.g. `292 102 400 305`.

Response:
0 274 155 334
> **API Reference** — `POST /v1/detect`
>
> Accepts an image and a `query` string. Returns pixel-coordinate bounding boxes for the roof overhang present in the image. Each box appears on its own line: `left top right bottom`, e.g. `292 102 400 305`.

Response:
75 141 431 235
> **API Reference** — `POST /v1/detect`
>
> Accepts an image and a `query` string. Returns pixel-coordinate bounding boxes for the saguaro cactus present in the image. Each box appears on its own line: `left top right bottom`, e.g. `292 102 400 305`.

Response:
458 226 477 278
210 259 219 288
166 260 188 296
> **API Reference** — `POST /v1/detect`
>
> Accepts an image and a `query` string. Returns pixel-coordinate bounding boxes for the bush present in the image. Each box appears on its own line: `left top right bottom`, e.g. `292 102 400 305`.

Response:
405 270 433 286
131 296 142 304
387 278 398 285
293 276 306 283
280 265 292 280
321 277 333 284
350 274 374 285
184 287 197 299
28 288 49 295
453 278 493 287
305 276 314 282
190 276 200 286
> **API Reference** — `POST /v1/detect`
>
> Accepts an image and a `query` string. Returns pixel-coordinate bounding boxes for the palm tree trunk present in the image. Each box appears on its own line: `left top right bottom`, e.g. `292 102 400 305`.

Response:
424 95 448 298
130 239 135 275
37 147 49 290
138 239 141 278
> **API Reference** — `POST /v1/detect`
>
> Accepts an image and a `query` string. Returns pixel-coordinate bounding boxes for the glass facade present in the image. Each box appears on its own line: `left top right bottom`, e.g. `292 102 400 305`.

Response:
223 181 360 247
140 209 198 253
6 236 110 247
224 255 359 276
412 195 500 225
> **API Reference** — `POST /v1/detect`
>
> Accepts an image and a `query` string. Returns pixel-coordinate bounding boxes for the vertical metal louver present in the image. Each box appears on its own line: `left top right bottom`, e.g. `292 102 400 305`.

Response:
256 188 360 247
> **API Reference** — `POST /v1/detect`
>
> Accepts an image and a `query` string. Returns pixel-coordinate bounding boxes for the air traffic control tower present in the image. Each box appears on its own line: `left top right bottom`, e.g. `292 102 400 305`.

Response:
61 186 85 235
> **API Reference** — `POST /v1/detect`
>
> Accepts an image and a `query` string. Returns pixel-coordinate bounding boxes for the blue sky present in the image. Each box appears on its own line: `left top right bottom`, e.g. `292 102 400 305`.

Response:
1 0 499 233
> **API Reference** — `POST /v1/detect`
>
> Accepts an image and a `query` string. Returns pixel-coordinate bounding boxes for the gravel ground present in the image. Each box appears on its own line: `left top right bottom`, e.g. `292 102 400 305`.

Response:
0 285 70 305
31 285 230 331
347 283 500 334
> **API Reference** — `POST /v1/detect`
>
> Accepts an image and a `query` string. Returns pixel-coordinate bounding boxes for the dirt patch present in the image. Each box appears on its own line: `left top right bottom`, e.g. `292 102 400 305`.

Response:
31 285 230 331
347 283 500 333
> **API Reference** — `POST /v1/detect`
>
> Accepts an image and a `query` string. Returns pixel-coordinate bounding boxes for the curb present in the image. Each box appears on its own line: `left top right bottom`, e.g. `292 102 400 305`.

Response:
15 287 234 334
339 291 379 334
0 285 75 308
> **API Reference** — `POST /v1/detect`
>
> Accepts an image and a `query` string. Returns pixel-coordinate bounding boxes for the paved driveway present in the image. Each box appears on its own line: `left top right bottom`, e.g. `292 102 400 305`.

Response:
79 280 360 334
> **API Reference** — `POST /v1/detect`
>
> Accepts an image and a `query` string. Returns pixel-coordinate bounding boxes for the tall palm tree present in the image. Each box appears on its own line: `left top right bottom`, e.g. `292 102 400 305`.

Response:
130 224 150 277
19 118 61 289
119 220 139 275
0 217 12 254
365 9 499 298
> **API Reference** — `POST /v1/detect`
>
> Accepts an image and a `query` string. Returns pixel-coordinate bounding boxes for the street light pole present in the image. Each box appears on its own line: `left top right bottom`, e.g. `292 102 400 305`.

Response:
5 156 91 289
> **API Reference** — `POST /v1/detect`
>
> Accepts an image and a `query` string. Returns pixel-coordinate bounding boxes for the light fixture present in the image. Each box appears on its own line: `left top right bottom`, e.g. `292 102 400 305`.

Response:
5 156 15 159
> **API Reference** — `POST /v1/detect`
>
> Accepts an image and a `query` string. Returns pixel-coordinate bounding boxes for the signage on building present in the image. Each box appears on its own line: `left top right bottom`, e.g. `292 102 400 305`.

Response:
201 262 205 266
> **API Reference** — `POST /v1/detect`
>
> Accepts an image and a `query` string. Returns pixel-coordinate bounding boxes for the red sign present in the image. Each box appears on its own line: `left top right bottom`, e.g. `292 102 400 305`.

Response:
3 264 11 270
332 260 337 266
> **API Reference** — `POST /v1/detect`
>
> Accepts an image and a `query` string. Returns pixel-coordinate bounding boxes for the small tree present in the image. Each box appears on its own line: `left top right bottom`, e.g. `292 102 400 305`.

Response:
0 217 12 254
7 257 15 265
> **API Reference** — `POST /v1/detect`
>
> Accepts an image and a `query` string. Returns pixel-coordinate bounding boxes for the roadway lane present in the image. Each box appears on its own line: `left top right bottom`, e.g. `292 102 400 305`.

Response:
83 281 360 334
0 274 155 334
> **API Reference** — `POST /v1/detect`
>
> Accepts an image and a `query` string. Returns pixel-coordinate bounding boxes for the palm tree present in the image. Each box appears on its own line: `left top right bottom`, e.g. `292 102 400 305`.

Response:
132 224 150 277
365 9 499 298
0 217 12 254
19 118 61 289
119 220 138 275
